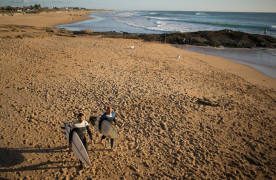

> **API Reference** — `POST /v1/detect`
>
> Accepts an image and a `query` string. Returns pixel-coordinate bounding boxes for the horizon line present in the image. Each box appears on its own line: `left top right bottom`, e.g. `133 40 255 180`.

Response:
90 9 276 13
1 5 275 13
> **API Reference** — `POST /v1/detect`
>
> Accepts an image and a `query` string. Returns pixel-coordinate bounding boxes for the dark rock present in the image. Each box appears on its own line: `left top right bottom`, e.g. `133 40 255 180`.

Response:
87 29 276 48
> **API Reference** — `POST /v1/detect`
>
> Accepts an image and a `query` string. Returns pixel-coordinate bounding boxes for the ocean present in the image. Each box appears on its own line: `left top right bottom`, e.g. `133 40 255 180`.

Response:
56 11 276 78
58 11 276 37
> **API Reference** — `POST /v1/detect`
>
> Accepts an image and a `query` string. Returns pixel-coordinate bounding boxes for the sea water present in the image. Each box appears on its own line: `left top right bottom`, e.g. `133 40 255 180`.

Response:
177 45 276 78
56 11 276 78
57 11 276 37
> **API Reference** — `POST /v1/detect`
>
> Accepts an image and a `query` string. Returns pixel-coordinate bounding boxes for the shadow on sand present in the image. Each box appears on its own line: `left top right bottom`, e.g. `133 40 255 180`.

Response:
0 146 78 173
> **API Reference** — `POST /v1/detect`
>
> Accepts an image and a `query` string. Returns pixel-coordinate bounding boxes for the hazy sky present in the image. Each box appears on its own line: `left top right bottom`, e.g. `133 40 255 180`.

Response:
1 0 276 12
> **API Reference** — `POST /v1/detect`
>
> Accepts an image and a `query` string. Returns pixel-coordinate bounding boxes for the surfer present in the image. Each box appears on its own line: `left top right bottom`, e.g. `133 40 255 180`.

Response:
69 113 93 169
99 106 117 151
264 28 268 35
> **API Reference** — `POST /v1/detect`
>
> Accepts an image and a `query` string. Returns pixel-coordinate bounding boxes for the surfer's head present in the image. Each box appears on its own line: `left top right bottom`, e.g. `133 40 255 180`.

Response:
77 113 85 122
106 106 112 115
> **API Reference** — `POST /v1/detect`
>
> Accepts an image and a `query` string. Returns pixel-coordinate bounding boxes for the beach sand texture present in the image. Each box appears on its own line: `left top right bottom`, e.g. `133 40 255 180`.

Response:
0 11 275 179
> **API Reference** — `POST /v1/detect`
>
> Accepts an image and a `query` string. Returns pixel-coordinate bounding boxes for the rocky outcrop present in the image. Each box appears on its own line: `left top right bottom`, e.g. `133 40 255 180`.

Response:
3 25 274 48
91 29 276 48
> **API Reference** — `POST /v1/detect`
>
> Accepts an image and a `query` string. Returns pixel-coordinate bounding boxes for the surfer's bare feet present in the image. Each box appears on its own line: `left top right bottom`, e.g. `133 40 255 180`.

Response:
111 148 116 152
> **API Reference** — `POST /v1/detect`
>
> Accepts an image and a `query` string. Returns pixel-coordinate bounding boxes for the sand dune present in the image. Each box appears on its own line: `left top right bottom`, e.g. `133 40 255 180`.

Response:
0 11 275 179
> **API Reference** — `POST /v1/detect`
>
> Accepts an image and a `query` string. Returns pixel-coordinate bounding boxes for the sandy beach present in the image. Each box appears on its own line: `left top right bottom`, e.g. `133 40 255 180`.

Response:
0 10 95 27
0 11 275 179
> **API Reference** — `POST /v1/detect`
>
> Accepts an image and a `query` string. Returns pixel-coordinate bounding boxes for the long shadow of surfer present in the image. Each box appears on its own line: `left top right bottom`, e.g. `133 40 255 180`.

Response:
7 146 68 153
0 147 78 172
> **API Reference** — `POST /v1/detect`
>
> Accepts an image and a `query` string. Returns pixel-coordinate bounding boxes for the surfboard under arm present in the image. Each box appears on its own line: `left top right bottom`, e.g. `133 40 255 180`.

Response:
63 122 91 165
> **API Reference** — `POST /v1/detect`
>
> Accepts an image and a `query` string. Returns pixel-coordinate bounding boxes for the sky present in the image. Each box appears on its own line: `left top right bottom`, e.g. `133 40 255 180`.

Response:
1 0 276 12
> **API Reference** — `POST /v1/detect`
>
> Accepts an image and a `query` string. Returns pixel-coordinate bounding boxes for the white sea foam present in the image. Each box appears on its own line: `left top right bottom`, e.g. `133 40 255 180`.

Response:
117 12 137 17
270 25 276 31
195 12 207 15
156 21 164 27
113 17 139 28
113 14 209 33
145 16 182 21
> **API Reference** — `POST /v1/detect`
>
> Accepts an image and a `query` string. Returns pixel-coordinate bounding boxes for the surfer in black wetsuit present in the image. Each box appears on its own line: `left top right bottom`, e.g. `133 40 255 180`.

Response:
69 113 93 169
98 106 117 151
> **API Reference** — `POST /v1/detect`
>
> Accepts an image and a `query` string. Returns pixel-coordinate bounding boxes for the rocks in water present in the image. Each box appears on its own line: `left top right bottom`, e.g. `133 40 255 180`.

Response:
90 30 276 48
160 30 276 48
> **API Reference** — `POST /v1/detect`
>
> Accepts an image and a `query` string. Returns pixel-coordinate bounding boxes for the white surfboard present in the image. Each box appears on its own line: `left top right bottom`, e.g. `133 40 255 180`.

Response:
63 122 91 165
89 116 119 139
101 120 119 139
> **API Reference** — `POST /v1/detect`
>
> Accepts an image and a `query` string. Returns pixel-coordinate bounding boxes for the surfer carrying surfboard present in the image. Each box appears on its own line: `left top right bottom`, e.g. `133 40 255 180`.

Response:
99 106 117 151
69 113 93 169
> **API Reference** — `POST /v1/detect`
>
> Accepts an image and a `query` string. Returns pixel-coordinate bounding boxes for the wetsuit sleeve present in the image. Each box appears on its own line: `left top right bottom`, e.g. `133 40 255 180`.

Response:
112 112 117 125
113 117 117 125
69 128 77 144
99 114 106 131
99 114 105 121
86 126 92 140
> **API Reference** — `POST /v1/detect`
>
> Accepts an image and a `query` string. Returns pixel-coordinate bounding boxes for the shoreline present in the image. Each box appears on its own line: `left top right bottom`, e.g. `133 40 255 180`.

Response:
178 48 276 89
52 10 114 28
175 45 276 78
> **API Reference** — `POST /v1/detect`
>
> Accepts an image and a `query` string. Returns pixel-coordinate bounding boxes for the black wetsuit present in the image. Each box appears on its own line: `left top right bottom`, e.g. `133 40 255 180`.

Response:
69 120 92 165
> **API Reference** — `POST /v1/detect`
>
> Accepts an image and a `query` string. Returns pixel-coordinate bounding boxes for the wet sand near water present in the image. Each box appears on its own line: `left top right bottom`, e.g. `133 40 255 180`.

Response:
178 45 276 79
